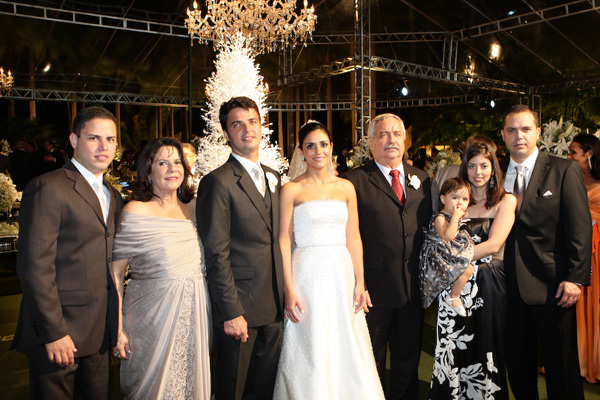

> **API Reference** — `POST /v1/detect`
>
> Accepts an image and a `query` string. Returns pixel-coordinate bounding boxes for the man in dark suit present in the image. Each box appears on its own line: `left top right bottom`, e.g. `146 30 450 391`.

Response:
501 104 591 400
11 107 122 399
345 113 432 400
197 96 284 400
9 140 35 191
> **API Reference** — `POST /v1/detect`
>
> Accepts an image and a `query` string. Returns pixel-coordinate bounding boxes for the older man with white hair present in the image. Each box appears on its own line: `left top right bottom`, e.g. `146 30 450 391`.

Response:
344 113 432 400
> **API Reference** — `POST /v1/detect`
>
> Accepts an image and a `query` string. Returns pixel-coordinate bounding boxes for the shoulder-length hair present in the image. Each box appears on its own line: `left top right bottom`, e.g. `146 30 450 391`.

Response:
459 142 506 209
133 138 195 203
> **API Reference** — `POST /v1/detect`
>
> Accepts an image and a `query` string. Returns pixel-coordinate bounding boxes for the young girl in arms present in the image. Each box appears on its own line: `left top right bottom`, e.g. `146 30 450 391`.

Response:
419 177 475 316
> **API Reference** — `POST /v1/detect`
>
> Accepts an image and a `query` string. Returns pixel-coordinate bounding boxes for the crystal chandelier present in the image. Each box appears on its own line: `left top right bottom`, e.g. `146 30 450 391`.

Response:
185 0 317 54
0 67 13 96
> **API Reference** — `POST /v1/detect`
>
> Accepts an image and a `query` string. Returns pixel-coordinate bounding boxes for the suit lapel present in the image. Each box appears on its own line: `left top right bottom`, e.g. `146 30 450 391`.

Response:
365 161 403 207
521 151 550 214
229 156 272 232
64 162 105 225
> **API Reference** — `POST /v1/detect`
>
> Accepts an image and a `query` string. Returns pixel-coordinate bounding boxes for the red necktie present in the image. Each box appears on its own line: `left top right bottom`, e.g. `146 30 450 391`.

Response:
390 169 405 205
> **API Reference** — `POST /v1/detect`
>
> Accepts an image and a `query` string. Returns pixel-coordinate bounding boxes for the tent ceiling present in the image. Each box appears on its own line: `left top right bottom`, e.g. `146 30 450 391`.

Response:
1 0 600 105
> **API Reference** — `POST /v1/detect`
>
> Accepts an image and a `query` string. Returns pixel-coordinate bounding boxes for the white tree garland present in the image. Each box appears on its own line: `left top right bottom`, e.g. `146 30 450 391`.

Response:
194 33 288 178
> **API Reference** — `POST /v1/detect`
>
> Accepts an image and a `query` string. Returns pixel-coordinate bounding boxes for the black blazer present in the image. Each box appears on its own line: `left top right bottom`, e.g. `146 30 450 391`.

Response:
345 161 432 308
12 161 122 358
503 151 592 305
197 155 284 327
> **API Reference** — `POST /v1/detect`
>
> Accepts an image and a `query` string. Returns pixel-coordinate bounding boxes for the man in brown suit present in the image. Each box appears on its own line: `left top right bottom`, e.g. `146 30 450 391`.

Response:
11 107 123 399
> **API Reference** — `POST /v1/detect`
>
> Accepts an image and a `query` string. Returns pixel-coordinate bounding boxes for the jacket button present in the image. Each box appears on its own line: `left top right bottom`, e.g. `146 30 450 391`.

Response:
107 258 112 263
106 232 110 238
405 258 410 263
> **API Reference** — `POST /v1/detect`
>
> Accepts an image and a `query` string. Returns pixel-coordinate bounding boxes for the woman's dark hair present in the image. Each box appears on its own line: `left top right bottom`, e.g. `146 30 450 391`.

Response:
459 142 506 209
298 121 332 148
572 133 600 180
438 177 471 211
133 138 195 203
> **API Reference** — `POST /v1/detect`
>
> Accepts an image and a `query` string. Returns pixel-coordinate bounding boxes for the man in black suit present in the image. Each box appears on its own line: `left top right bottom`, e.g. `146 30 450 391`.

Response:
197 96 283 400
345 113 432 400
12 107 122 399
501 104 591 399
9 140 35 191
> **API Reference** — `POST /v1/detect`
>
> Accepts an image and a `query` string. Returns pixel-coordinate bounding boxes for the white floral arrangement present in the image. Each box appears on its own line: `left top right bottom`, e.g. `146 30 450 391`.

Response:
426 150 462 176
538 118 581 158
348 136 372 169
0 173 18 214
0 140 12 156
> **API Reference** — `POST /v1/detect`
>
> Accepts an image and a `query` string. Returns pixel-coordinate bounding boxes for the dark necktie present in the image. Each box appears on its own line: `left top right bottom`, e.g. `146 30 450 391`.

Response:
513 165 525 212
390 169 405 205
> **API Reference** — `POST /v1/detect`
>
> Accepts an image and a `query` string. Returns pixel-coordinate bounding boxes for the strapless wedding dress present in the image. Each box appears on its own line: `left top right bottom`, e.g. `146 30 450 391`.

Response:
273 200 384 400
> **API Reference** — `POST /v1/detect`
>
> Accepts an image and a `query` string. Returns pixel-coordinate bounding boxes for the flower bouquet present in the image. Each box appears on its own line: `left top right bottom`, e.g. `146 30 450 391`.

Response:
538 118 580 158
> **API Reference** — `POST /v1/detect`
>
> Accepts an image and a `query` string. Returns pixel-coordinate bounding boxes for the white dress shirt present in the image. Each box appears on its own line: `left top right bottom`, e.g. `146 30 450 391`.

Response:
504 147 539 193
375 161 406 192
72 157 110 222
231 153 265 195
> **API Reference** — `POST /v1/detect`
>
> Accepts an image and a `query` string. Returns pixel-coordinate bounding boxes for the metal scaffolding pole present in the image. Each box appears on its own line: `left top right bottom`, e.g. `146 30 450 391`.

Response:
354 0 371 139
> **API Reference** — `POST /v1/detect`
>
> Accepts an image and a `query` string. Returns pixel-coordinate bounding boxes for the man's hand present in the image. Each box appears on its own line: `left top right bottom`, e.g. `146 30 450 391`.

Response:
556 281 581 308
224 315 249 343
45 335 77 366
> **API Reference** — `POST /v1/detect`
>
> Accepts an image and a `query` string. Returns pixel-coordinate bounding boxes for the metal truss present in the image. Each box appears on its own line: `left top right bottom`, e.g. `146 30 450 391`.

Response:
272 57 355 90
354 0 371 137
2 88 204 107
309 32 446 44
370 56 526 93
530 77 600 94
0 1 189 38
272 56 527 94
267 94 498 111
454 0 600 39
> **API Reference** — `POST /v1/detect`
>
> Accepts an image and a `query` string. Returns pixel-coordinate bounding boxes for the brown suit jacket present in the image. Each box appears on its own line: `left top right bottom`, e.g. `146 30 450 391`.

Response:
11 161 122 358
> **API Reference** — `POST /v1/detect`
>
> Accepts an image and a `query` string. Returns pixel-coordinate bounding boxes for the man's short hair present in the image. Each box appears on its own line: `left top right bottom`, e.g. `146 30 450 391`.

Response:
219 97 261 133
367 114 406 140
502 104 539 129
72 107 117 138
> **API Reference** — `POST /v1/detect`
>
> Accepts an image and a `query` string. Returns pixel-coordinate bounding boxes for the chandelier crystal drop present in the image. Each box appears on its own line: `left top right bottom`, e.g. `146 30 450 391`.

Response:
0 67 13 96
185 0 317 54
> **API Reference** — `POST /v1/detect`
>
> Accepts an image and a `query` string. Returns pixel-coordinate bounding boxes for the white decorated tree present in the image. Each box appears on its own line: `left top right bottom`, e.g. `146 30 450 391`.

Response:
194 33 287 178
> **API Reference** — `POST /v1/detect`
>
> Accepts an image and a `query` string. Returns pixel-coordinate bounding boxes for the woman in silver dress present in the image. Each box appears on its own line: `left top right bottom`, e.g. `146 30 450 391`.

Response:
111 138 211 399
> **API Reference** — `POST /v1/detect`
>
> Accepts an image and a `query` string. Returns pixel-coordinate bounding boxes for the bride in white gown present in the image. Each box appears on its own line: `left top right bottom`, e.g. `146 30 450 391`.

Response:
273 121 384 400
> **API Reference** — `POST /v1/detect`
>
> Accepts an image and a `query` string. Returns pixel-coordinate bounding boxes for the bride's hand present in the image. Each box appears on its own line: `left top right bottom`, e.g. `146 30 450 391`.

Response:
284 290 303 323
354 285 368 313
113 329 131 360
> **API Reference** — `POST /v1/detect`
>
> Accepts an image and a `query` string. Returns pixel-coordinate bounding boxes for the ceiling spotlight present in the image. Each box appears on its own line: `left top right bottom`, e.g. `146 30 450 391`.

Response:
43 63 51 72
507 10 516 16
490 43 501 60
401 86 409 96
490 100 496 108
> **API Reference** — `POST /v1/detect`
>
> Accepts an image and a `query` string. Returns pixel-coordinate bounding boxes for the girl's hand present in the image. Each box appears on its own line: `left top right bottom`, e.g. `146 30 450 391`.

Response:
284 290 304 323
354 284 368 313
452 205 466 220
113 329 131 360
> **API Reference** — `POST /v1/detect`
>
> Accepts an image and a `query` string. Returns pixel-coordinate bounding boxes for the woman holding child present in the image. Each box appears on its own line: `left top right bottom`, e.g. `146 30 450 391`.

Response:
428 141 516 399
